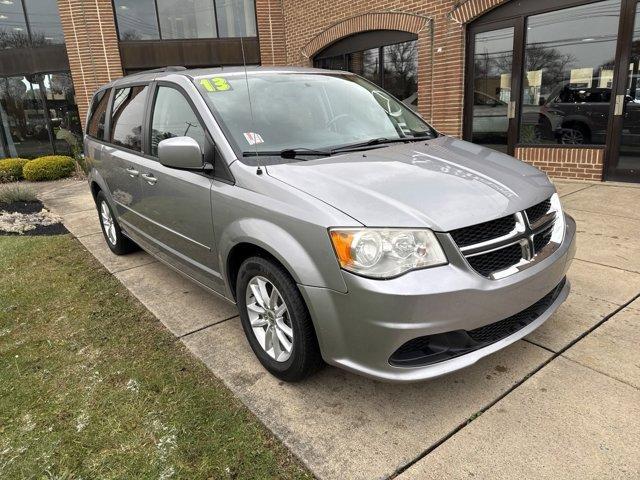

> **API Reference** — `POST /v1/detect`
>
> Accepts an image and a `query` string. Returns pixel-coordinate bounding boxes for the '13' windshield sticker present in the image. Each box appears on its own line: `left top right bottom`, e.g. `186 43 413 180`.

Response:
200 77 232 92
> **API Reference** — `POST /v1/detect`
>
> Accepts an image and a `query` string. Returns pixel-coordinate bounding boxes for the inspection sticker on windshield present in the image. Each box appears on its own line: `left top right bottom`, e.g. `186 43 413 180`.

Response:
243 132 264 145
199 77 232 92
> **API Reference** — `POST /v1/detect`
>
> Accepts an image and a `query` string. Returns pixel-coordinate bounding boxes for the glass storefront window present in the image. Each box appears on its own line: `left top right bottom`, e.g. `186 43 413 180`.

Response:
113 0 160 40
519 0 621 145
349 48 380 85
314 38 419 108
113 0 258 41
0 0 29 49
41 73 82 155
215 0 256 37
156 0 217 39
0 76 53 158
0 72 81 159
383 40 418 106
24 0 64 45
471 27 514 153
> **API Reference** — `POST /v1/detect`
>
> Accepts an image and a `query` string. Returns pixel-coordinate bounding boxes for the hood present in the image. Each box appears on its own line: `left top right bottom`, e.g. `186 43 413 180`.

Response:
265 136 555 232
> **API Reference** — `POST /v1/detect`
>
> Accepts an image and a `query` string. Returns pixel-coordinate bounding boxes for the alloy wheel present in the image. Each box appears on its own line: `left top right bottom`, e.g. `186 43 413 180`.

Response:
100 201 117 246
561 128 585 144
245 275 293 362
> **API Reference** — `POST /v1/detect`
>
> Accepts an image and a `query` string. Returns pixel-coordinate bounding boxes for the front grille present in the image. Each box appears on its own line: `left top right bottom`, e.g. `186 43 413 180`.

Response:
466 243 523 277
450 215 516 248
448 197 557 279
533 225 554 254
389 278 566 367
525 198 551 225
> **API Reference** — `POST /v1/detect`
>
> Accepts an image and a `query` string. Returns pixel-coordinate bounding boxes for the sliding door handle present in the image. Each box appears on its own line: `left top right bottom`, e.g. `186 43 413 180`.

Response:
125 167 139 177
141 173 157 185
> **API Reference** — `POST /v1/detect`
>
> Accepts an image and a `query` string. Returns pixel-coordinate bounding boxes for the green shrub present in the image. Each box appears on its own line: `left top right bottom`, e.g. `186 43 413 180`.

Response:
23 155 75 182
0 184 37 203
0 158 30 182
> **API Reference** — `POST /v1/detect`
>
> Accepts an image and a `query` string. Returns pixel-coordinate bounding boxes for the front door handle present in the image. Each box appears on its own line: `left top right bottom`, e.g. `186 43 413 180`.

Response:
125 167 139 177
141 173 157 185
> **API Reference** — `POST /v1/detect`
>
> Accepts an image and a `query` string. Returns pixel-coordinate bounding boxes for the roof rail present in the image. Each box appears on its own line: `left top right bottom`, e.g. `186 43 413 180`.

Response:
126 66 187 76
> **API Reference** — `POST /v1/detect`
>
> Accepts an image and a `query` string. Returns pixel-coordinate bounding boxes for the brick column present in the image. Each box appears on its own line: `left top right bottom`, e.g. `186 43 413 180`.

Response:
255 0 287 65
57 0 123 130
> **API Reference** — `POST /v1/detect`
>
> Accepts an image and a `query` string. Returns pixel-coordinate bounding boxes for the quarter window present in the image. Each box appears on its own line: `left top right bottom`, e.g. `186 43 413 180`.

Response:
88 90 110 140
150 86 205 157
110 86 149 151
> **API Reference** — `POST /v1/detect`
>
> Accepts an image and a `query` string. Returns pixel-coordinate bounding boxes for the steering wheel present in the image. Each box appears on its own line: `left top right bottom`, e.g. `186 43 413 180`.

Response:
326 113 351 131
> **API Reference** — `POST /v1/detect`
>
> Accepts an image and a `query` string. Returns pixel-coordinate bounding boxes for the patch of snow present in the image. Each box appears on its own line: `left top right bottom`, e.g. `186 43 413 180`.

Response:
159 466 175 480
126 379 140 394
76 412 89 432
21 414 35 432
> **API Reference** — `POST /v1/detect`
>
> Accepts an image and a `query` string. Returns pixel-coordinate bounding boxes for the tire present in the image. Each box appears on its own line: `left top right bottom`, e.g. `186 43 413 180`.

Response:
236 256 323 382
561 124 590 145
95 190 138 255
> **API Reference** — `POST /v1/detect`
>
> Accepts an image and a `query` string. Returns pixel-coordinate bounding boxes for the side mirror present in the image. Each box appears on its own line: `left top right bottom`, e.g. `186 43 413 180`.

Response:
158 136 203 170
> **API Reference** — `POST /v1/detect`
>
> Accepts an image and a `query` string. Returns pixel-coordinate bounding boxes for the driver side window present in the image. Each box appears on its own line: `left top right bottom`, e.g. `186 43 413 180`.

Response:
150 86 206 157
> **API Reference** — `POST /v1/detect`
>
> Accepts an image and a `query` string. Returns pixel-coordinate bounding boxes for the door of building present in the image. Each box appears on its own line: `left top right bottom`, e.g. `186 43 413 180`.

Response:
465 20 521 155
606 0 640 181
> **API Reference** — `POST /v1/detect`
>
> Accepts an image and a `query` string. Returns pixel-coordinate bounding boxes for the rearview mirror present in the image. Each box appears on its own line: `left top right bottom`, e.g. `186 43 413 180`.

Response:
158 136 203 170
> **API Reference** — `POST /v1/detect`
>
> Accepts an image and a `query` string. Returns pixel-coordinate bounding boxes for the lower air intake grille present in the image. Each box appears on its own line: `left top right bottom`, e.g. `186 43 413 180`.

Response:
389 278 566 367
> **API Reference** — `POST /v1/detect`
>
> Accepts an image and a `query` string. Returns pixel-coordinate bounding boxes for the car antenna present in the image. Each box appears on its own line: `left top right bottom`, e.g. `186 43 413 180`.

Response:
240 36 262 175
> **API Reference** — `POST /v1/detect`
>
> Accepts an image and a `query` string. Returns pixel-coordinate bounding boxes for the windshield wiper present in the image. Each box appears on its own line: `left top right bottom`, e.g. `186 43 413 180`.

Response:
242 148 332 159
329 136 427 154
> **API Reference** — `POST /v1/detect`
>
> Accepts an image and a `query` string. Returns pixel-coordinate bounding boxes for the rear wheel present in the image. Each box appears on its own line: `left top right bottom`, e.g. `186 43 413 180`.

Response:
561 124 590 144
236 256 323 382
96 191 138 255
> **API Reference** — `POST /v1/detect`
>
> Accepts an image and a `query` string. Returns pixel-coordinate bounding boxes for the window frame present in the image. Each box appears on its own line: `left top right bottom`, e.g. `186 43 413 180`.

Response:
99 81 152 156
146 81 211 160
111 0 258 42
87 88 111 141
464 0 621 153
108 84 151 153
145 80 235 183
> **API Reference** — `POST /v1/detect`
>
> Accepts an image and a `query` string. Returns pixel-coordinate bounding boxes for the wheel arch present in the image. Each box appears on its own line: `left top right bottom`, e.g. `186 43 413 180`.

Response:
220 218 347 300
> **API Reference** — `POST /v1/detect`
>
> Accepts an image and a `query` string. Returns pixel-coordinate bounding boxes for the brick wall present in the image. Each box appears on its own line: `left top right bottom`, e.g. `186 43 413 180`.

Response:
57 0 123 130
515 147 604 181
256 0 603 181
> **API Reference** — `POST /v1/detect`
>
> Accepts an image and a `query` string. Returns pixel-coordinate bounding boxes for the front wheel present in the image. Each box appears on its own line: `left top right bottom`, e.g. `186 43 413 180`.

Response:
236 256 323 382
96 191 138 255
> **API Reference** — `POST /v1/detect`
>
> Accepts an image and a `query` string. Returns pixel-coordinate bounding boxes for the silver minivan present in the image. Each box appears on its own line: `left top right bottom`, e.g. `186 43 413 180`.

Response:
84 66 576 382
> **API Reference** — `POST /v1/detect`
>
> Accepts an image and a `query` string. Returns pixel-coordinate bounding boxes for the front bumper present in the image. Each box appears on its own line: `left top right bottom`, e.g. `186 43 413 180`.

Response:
300 214 576 382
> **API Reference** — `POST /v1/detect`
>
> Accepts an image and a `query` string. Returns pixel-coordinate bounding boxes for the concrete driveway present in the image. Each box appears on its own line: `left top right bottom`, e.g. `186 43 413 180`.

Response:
36 179 640 479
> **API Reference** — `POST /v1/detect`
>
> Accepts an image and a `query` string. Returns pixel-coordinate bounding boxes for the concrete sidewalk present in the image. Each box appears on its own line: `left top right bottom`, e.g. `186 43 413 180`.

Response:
37 179 640 479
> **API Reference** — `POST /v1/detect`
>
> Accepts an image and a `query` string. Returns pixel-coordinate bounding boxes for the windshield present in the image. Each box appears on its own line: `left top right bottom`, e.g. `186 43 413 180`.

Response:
194 72 436 158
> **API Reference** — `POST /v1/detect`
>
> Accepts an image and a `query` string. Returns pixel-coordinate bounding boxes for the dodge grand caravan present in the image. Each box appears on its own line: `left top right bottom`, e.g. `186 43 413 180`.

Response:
84 66 576 382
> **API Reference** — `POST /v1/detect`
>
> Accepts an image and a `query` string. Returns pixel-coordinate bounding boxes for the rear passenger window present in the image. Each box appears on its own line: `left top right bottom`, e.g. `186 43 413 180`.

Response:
150 86 206 157
87 89 110 139
110 85 149 151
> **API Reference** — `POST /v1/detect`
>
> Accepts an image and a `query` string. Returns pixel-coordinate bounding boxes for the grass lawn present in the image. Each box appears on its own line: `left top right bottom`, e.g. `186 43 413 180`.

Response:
0 234 311 479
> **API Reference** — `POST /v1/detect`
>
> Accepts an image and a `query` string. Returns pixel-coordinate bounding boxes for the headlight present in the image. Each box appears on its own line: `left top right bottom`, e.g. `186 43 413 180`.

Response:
329 228 447 278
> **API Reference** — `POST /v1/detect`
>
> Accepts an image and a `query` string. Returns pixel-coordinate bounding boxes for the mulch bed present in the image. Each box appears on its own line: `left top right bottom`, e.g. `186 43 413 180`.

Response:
1 200 45 215
0 200 68 236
